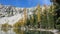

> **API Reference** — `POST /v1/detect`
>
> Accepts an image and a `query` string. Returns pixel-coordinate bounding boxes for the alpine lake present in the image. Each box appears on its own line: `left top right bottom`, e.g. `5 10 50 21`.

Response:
0 28 54 34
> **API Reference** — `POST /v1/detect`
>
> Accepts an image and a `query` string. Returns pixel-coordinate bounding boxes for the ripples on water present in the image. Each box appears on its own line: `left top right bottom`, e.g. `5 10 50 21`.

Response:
0 28 54 34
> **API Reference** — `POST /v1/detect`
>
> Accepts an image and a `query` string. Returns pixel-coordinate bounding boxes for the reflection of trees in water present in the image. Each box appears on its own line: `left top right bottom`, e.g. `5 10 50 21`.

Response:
25 31 54 34
1 28 9 34
1 28 9 32
1 23 12 29
1 28 54 34
25 31 40 34
13 29 40 34
1 23 12 34
13 28 24 34
1 23 11 32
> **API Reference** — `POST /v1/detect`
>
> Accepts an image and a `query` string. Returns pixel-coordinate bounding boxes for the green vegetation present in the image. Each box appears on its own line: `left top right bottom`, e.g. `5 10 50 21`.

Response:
1 3 59 31
1 23 12 28
13 5 56 29
52 0 60 31
1 23 12 32
13 28 24 34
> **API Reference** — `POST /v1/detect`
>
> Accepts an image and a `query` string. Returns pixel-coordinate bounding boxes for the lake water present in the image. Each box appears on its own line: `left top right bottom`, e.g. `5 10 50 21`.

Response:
0 29 54 34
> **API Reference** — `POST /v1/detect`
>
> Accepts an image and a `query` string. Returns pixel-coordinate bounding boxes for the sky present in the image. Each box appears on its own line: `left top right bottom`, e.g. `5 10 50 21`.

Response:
0 0 51 8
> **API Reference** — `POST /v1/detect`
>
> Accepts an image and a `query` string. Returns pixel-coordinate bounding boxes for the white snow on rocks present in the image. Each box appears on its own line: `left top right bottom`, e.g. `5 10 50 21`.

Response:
0 14 23 25
0 11 33 26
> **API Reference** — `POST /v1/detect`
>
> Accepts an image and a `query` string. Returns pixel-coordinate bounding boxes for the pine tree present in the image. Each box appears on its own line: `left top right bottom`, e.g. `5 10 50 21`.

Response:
36 4 41 22
52 0 60 30
48 4 55 29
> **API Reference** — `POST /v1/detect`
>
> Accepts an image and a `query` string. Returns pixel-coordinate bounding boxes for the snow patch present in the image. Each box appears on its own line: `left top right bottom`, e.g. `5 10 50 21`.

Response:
0 14 23 25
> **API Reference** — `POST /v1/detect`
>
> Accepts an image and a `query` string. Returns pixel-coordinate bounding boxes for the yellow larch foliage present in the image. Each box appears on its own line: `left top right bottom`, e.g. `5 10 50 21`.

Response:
13 8 27 27
36 4 41 22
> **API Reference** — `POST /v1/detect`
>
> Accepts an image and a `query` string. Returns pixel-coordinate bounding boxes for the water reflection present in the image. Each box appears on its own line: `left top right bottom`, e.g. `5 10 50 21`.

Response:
1 28 9 32
0 28 54 34
13 28 24 34
25 30 54 34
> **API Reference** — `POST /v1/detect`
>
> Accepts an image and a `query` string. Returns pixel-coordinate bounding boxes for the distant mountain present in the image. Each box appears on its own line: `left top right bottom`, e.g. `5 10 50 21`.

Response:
0 4 37 17
0 4 50 25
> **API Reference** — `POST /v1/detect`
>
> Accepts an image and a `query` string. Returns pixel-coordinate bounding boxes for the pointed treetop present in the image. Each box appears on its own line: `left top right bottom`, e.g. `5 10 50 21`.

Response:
23 8 27 11
36 3 41 10
43 4 47 9
44 4 47 7
37 3 40 8
50 0 56 2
